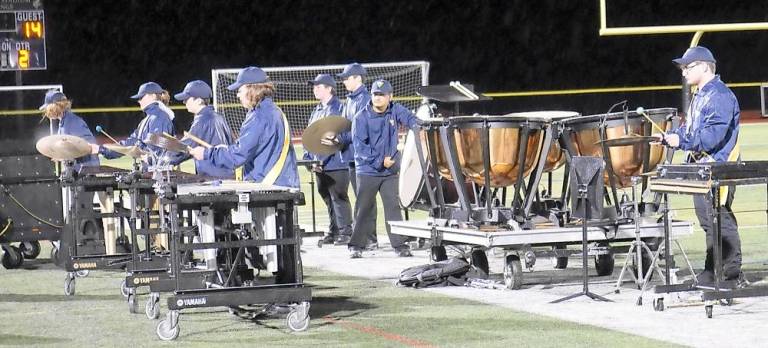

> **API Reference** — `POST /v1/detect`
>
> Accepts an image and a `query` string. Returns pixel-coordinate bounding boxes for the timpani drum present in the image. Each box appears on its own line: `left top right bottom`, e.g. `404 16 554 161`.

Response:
561 108 675 188
448 115 549 188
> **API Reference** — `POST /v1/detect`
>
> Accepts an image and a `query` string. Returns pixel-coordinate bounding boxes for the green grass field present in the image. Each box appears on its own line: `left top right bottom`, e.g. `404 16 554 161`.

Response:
2 124 768 346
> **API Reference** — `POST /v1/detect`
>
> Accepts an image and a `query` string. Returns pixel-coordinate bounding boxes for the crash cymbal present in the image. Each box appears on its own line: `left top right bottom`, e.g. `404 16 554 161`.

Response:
36 134 92 161
301 116 351 156
595 135 657 147
145 133 189 153
103 144 147 159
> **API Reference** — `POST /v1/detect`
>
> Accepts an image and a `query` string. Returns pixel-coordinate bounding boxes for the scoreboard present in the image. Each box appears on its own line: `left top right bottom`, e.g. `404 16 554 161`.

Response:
0 0 45 71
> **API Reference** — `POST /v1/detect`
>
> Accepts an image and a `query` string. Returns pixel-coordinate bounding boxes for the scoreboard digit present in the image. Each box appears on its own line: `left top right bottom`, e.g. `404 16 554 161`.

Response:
1 0 46 71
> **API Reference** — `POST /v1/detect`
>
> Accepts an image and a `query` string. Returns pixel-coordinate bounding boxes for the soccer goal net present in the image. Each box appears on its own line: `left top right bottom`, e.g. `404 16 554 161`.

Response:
212 61 430 138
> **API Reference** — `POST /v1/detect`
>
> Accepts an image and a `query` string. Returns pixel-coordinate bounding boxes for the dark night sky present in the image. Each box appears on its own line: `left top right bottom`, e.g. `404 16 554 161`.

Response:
2 0 768 136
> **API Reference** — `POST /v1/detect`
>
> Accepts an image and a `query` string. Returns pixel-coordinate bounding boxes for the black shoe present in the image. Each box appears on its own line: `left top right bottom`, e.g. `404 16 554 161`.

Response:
334 235 351 245
396 248 412 257
349 247 363 259
365 242 378 251
321 235 335 244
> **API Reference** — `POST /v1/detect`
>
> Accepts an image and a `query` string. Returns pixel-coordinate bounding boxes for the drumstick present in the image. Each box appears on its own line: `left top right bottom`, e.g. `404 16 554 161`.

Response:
95 125 120 144
636 107 666 133
183 131 212 149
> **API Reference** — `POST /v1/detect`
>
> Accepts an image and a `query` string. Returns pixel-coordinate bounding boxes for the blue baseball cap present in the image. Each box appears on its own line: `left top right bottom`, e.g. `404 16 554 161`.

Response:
39 90 66 110
130 82 164 99
174 80 213 101
672 46 716 66
371 79 393 95
227 66 269 91
337 63 367 78
308 74 336 88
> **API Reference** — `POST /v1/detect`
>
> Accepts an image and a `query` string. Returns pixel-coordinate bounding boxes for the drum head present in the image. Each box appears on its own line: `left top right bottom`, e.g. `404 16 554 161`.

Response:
398 130 425 208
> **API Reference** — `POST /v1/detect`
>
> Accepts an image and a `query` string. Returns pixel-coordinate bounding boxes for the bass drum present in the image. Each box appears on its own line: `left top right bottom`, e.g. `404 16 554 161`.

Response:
398 129 471 210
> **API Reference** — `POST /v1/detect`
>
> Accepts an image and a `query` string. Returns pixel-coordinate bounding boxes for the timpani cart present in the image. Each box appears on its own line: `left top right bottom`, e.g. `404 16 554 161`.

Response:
153 180 310 340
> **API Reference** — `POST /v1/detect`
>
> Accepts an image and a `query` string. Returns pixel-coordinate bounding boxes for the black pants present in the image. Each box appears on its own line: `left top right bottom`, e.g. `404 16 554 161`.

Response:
349 174 407 250
693 190 742 279
316 170 353 237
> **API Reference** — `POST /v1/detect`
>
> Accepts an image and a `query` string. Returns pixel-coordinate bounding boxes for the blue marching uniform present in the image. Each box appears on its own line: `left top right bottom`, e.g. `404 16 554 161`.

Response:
58 110 100 172
204 97 299 188
170 106 234 178
99 102 175 161
349 101 419 252
303 96 354 241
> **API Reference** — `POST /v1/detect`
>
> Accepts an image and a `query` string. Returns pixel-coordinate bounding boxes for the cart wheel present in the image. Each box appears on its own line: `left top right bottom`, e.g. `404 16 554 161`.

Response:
430 246 447 262
156 318 180 341
1 245 24 269
470 248 489 276
120 279 130 298
19 241 41 259
653 298 665 312
594 250 615 277
316 239 323 248
64 273 76 296
75 270 90 278
705 305 713 318
286 310 310 332
146 295 160 320
503 255 523 290
128 293 139 314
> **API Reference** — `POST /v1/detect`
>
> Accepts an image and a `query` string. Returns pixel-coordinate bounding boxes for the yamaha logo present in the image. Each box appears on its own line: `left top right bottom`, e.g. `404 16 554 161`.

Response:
133 276 160 285
73 262 97 269
177 297 207 307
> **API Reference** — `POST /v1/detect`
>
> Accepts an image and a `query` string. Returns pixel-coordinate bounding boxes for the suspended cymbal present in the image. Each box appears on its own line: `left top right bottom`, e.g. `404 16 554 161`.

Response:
301 116 351 156
145 133 189 153
36 134 92 161
595 135 657 147
103 144 147 159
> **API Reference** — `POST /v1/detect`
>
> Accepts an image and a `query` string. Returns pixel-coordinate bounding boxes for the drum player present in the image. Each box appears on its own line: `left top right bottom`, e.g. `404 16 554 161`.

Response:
169 79 234 178
653 46 747 287
39 90 119 255
347 79 420 258
189 66 299 188
302 74 354 246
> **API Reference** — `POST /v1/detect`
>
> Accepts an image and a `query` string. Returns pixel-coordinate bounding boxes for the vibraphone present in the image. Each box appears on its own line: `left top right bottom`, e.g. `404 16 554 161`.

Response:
58 164 134 296
151 180 309 340
650 161 768 317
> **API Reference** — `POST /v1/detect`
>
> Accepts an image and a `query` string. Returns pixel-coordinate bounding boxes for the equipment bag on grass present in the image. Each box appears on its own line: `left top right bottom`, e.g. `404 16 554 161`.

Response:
397 257 471 288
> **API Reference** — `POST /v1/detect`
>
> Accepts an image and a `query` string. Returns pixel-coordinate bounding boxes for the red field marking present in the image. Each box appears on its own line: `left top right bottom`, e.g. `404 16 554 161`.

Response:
322 315 437 348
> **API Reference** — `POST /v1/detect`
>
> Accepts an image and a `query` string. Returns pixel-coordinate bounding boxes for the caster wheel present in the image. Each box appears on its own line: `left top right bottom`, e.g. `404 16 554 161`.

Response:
430 246 447 262
470 248 489 276
120 279 130 298
286 310 310 332
594 246 615 277
64 274 76 296
19 241 41 259
146 296 160 320
705 305 713 318
75 270 90 278
503 255 523 290
2 245 24 269
156 318 180 341
653 298 665 312
317 239 323 248
636 297 643 306
128 294 139 314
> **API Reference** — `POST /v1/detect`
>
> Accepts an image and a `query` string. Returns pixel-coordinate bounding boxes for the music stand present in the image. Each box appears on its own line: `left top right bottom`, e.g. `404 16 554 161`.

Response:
552 156 612 303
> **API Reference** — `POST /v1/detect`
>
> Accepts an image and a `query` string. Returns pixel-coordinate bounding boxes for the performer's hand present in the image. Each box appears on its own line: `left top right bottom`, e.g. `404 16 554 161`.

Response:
90 144 100 154
312 164 323 173
383 156 395 168
189 146 205 160
320 134 338 146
